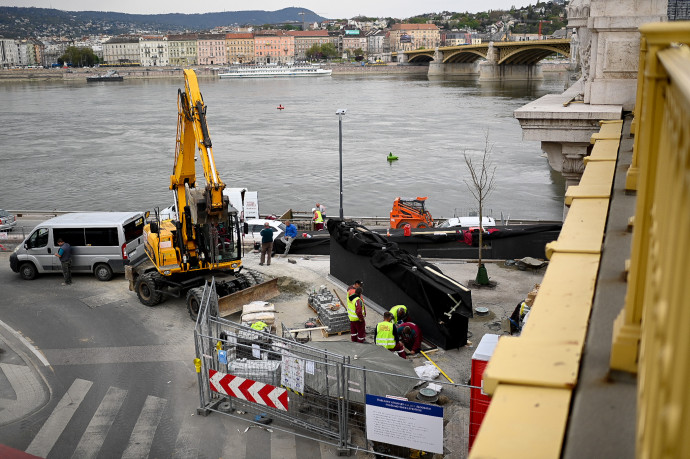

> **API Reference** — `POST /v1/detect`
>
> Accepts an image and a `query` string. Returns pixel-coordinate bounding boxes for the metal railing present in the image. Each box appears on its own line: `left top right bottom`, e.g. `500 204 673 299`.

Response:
610 22 690 459
193 279 478 458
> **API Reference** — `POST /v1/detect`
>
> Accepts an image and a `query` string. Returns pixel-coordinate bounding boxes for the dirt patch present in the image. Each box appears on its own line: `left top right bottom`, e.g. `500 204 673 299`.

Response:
275 276 311 295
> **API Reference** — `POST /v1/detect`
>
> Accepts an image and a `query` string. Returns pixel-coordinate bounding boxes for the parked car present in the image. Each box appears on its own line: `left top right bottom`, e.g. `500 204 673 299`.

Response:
0 209 17 231
244 219 285 246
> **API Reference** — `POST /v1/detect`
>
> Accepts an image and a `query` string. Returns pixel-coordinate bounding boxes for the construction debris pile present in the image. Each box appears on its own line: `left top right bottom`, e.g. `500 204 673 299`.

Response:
307 286 349 334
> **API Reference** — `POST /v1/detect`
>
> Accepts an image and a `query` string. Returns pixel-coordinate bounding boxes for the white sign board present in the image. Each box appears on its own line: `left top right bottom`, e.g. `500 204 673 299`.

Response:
280 353 305 394
243 191 259 219
365 394 443 454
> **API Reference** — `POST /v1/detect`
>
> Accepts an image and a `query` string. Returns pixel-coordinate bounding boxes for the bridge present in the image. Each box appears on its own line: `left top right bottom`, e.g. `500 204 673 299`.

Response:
399 39 573 80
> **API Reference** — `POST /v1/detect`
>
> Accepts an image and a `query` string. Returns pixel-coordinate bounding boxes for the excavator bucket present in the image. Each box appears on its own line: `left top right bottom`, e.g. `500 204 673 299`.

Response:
217 278 280 317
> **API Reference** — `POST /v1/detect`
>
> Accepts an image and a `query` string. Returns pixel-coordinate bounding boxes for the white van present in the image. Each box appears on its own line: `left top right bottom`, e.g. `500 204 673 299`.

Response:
9 212 147 281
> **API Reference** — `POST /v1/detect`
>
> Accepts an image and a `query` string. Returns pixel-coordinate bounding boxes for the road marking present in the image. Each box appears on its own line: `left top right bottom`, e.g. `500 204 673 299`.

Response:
122 395 167 459
0 318 50 366
26 378 93 457
0 363 46 424
72 386 127 459
43 345 194 365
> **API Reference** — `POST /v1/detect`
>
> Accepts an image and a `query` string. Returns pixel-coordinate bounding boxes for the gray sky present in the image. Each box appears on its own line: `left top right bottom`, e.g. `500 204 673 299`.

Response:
2 1 529 19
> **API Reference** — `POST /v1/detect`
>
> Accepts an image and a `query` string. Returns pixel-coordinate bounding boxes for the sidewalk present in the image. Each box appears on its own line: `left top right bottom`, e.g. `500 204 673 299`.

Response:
0 320 51 427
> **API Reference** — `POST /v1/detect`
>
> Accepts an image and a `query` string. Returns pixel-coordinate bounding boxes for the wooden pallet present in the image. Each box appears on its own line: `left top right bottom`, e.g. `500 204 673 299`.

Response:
316 318 350 338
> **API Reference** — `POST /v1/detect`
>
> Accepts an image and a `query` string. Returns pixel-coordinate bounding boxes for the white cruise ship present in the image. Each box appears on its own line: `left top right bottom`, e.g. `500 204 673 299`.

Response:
218 64 332 79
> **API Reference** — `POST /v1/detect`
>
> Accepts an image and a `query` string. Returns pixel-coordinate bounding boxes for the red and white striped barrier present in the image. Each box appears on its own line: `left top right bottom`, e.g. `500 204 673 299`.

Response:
209 369 288 412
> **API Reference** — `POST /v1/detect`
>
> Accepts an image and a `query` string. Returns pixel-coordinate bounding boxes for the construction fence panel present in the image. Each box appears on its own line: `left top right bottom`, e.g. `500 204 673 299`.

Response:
194 280 477 458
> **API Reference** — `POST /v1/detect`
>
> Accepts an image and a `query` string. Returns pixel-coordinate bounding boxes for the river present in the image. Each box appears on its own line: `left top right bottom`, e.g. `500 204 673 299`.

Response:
0 73 568 221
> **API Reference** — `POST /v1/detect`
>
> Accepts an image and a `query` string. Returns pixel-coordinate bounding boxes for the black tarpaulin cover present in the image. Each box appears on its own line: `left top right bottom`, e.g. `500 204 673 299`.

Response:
328 219 473 349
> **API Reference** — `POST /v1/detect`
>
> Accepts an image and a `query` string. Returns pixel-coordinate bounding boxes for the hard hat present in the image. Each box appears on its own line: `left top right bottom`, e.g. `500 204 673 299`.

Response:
312 208 316 212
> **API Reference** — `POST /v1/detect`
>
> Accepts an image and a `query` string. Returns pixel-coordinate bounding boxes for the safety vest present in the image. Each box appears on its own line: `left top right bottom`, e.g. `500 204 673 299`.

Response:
390 305 407 322
251 321 269 331
375 321 395 349
347 295 365 321
314 210 323 223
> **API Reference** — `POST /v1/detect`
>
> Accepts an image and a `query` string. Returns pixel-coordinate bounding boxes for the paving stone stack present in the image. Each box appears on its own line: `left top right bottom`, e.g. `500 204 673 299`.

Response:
308 286 349 334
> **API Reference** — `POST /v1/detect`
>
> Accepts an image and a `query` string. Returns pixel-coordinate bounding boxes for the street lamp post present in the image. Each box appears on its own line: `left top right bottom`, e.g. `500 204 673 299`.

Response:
336 109 347 220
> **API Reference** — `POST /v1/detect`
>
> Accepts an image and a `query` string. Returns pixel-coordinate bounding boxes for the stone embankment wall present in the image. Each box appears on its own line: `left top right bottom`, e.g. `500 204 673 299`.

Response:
0 64 430 82
0 62 566 82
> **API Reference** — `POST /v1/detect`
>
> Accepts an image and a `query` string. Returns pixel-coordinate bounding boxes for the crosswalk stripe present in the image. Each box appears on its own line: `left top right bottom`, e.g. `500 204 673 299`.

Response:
72 386 127 458
171 415 200 459
26 378 93 457
270 430 296 459
122 395 167 459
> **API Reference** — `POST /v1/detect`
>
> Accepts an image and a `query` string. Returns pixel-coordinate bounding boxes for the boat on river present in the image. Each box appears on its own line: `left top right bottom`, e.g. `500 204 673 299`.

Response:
219 64 332 79
86 70 124 82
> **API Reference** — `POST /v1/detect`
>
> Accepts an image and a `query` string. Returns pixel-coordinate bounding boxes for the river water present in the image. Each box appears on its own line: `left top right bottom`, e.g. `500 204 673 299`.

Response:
0 73 568 221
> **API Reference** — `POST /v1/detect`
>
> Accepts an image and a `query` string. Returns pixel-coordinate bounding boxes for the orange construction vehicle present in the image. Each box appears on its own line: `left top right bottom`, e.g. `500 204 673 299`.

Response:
389 197 434 229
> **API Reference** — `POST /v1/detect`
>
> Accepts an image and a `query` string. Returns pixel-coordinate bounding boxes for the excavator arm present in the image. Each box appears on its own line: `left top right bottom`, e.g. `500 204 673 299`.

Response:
171 69 226 221
143 69 242 276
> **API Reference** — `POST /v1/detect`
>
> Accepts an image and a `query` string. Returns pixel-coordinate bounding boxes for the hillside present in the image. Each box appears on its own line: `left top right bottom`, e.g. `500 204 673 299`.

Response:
0 6 326 38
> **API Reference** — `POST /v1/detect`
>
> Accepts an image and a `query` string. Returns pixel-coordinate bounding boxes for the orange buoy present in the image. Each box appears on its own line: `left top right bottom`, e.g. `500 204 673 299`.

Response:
277 105 285 110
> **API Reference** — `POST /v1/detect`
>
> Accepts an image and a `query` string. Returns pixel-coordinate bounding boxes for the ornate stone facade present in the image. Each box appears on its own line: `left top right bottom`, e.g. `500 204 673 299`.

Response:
515 0 667 216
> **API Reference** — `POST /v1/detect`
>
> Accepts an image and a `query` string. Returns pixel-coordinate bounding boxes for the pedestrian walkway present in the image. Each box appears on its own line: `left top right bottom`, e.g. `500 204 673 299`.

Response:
0 330 341 458
0 321 50 427
21 376 338 458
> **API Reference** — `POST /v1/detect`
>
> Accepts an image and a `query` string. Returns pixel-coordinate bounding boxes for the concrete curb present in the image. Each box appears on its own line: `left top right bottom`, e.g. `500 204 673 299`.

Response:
0 323 52 427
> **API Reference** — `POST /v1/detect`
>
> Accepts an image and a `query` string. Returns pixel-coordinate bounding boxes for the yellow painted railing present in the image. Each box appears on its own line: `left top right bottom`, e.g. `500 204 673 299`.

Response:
610 22 690 459
470 21 690 458
469 118 622 458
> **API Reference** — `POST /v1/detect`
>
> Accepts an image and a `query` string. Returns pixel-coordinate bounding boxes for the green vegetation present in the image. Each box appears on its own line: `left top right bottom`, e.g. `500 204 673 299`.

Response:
306 43 337 60
58 46 99 67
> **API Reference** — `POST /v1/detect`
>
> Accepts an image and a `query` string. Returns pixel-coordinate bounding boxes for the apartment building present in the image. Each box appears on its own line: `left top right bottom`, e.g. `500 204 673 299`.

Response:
442 31 471 46
103 36 140 65
197 33 227 66
254 30 294 64
341 29 367 56
366 29 386 61
225 33 254 64
0 38 19 68
168 34 198 67
287 30 329 61
139 36 169 66
389 23 440 52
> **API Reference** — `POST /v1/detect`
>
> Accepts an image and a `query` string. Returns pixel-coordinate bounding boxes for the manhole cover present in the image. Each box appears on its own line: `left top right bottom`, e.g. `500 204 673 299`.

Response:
417 388 439 403
475 307 489 316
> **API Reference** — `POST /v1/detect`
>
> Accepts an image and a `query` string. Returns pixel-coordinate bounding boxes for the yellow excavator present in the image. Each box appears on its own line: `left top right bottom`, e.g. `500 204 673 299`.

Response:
126 69 277 319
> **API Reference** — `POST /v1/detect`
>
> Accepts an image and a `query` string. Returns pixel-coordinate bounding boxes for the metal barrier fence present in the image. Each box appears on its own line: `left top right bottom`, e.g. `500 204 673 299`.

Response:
193 279 480 458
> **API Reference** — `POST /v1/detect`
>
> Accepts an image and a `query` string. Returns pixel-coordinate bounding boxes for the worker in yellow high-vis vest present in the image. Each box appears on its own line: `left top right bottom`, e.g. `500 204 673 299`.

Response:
375 312 406 358
347 286 366 343
312 207 324 231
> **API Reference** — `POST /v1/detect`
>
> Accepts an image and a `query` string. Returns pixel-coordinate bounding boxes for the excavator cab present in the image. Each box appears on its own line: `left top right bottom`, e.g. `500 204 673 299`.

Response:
389 197 434 229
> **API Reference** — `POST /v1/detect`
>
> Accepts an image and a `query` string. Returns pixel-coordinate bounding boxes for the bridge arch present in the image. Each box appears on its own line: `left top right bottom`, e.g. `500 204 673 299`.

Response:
497 44 571 65
443 49 488 64
408 53 435 63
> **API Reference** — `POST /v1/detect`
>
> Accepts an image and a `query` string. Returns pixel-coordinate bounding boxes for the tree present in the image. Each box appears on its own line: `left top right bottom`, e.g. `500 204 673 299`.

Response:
59 46 99 67
320 43 337 58
464 130 496 285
